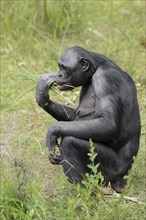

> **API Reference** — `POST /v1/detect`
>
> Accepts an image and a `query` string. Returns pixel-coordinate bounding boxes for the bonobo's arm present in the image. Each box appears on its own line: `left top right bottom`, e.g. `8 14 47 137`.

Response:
47 68 121 148
36 74 75 121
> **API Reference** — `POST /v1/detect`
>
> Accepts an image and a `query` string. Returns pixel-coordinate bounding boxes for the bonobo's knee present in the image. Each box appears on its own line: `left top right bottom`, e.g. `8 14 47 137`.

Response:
60 136 76 156
60 136 89 184
60 137 90 166
61 136 76 147
60 136 87 154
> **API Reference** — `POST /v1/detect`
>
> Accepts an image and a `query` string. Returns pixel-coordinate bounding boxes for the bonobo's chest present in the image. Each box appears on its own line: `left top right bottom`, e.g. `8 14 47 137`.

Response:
75 83 96 120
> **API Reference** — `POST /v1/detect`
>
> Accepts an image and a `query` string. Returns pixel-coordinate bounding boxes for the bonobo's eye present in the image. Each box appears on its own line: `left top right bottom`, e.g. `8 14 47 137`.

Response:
79 58 90 71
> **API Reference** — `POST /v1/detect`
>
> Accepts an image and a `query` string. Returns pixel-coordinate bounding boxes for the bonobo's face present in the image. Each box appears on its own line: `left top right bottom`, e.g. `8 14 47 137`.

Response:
55 49 90 91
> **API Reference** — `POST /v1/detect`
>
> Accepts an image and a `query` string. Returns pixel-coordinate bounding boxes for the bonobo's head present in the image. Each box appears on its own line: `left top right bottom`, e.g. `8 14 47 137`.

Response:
55 46 94 91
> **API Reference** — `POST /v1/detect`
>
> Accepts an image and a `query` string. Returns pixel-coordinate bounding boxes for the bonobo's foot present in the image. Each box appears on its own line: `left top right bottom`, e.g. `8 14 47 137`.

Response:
49 150 61 165
111 179 126 193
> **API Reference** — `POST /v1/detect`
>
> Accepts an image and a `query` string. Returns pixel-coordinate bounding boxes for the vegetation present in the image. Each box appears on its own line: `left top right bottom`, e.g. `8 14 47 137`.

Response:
0 1 145 219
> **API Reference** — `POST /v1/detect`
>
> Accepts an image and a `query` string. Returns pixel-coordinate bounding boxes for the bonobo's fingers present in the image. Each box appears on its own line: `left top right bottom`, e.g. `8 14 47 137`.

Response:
36 74 57 105
37 74 57 91
49 149 61 165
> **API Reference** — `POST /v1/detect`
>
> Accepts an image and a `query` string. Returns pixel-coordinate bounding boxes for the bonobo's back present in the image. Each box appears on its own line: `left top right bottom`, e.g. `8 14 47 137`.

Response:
91 47 141 150
118 71 141 156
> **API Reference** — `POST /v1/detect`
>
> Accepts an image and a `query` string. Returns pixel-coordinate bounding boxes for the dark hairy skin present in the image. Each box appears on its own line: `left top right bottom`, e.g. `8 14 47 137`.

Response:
36 46 141 193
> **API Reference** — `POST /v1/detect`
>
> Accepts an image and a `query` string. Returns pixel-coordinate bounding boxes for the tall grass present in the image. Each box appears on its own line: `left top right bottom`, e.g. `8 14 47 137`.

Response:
0 157 48 219
1 0 84 40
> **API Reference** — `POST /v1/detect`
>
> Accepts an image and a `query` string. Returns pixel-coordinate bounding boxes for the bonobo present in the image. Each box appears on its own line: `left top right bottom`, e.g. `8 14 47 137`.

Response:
36 46 141 193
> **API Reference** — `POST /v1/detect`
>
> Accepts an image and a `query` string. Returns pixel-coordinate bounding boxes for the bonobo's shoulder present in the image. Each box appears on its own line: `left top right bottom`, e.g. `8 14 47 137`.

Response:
92 66 108 80
92 67 110 91
93 64 131 81
92 65 123 87
92 64 136 93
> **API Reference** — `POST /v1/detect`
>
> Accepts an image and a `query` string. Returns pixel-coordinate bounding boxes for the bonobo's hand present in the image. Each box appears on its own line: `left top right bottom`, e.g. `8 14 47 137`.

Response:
46 122 59 148
36 74 57 106
46 122 61 164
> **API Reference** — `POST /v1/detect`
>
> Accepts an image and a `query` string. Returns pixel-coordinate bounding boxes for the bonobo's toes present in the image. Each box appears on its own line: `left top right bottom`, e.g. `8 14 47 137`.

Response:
111 179 126 193
49 153 61 165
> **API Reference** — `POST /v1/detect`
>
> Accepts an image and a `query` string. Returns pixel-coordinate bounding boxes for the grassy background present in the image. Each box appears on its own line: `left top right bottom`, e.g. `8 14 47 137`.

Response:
0 0 145 219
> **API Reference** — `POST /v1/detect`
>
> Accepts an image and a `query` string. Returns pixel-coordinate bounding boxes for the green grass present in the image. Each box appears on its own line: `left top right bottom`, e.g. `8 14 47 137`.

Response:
0 1 146 219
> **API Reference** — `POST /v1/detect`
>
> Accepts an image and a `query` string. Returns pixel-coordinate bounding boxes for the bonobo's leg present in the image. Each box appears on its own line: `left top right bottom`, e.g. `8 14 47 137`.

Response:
60 137 91 183
60 137 127 192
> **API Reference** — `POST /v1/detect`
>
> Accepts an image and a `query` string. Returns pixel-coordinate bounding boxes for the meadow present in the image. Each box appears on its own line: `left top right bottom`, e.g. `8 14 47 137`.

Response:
0 1 145 219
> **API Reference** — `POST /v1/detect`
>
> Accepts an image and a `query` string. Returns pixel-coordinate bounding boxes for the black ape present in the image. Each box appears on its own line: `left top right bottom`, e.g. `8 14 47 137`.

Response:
36 46 141 192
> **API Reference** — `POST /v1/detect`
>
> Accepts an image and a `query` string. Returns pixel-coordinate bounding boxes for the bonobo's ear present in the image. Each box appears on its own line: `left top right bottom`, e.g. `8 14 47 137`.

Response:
79 57 90 71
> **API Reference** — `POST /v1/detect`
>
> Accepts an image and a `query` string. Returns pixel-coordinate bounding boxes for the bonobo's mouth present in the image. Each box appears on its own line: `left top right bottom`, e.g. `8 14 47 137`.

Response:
57 84 75 91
